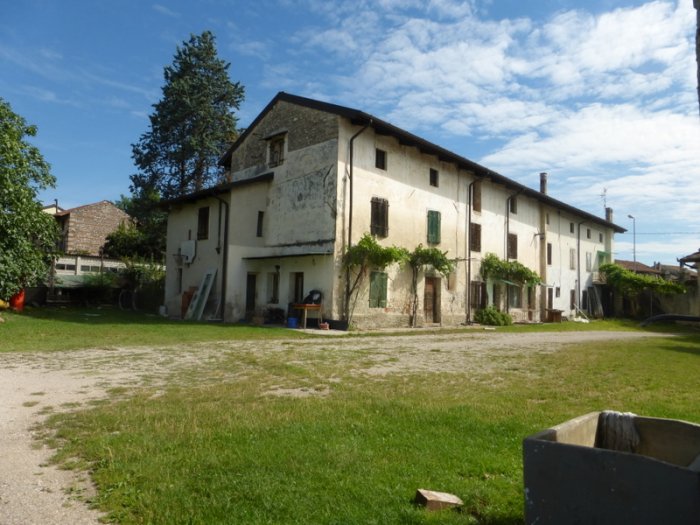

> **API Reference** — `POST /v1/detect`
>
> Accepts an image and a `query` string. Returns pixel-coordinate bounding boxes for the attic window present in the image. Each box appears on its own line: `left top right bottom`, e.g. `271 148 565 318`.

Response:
429 168 439 187
268 134 286 167
375 148 387 170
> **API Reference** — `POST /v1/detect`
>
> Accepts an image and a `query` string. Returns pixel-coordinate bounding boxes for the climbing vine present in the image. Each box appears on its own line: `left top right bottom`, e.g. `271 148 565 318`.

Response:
479 253 541 286
599 263 685 295
342 233 406 324
405 245 455 327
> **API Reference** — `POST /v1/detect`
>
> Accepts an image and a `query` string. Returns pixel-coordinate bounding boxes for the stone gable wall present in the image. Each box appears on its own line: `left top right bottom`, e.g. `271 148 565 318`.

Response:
227 100 338 177
63 201 130 256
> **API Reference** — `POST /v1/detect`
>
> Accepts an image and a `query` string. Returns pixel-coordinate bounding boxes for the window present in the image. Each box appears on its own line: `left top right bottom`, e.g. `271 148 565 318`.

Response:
555 287 561 298
509 196 518 214
585 252 592 271
256 211 264 237
547 287 553 309
429 168 439 187
470 223 481 252
570 222 575 234
375 148 387 170
472 181 482 212
470 281 487 309
599 232 603 243
507 233 518 259
547 243 552 265
197 206 209 240
508 285 522 308
369 271 388 308
370 197 389 237
268 134 285 167
569 248 576 270
586 228 591 239
581 289 589 310
570 290 576 310
546 213 550 225
427 210 441 244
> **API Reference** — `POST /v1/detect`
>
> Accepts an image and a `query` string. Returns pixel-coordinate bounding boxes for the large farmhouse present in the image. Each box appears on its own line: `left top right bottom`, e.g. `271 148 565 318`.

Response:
163 92 625 328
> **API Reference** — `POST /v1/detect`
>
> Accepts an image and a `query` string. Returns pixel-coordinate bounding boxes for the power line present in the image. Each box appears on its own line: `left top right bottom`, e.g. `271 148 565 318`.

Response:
620 232 700 236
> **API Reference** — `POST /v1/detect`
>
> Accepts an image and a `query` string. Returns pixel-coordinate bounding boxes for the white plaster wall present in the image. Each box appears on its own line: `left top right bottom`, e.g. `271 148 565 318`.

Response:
164 196 227 318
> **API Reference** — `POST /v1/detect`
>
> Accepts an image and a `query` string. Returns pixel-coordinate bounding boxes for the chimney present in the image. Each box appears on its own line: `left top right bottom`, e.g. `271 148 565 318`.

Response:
539 172 548 194
605 207 613 223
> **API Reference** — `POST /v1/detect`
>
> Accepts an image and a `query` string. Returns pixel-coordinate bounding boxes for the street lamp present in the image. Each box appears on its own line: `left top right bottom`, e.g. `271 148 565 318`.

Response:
627 214 636 265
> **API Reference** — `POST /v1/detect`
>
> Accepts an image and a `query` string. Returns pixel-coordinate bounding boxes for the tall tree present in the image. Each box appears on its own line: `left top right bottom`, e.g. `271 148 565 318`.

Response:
0 98 59 301
131 30 244 200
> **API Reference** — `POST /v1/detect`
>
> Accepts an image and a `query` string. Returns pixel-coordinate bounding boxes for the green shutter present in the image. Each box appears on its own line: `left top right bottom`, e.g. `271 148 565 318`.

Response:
427 211 441 244
369 271 388 308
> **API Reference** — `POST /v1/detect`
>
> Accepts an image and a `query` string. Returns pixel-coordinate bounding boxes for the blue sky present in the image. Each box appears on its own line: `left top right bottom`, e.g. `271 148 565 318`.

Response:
2 0 698 265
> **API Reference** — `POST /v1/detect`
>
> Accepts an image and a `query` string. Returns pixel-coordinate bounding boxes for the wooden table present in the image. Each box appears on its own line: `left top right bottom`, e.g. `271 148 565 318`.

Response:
292 303 322 329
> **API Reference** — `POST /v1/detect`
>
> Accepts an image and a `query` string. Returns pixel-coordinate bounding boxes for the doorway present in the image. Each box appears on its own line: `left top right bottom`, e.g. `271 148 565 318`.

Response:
245 273 257 320
424 277 441 324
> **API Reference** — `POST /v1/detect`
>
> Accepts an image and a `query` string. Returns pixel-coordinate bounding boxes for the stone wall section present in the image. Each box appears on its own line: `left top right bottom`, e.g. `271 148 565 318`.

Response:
227 100 339 178
60 201 130 256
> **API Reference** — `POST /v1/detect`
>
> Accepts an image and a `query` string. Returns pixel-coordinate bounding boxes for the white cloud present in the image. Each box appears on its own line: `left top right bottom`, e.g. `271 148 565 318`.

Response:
152 4 180 18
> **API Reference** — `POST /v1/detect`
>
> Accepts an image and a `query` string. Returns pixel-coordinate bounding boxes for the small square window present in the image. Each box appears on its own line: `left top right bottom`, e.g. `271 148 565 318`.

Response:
375 148 387 170
546 213 550 225
509 196 518 214
586 228 591 239
570 222 575 234
547 242 552 265
599 232 603 243
429 168 439 187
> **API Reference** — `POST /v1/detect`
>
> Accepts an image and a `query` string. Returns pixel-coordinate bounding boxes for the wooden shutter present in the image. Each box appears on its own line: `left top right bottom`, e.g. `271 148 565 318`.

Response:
371 198 389 237
369 271 387 308
427 211 441 244
507 233 518 259
470 223 481 252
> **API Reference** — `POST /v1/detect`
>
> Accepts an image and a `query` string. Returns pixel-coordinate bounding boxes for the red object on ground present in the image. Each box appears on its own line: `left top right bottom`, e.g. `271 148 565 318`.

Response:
10 289 25 312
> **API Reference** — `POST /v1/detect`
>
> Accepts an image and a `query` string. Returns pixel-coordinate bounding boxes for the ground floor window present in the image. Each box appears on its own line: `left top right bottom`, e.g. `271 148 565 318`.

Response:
470 281 487 309
507 284 522 308
369 271 388 308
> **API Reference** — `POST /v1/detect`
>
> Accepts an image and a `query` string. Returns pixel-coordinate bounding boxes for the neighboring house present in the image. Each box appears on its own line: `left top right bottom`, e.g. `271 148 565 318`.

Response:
679 249 700 316
48 200 131 257
163 92 625 328
615 260 662 277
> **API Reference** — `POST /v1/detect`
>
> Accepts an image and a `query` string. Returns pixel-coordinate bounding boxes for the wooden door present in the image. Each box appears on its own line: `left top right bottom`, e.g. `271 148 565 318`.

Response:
424 277 440 323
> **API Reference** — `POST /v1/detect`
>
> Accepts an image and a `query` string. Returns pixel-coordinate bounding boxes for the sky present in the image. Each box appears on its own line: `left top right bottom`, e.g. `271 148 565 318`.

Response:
1 0 698 265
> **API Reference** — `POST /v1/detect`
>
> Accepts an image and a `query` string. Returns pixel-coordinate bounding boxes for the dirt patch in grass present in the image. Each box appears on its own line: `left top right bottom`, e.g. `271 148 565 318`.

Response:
0 329 666 524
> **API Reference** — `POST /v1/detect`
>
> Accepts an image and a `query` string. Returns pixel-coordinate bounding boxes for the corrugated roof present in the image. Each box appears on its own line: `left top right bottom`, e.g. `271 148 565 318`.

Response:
217 92 626 234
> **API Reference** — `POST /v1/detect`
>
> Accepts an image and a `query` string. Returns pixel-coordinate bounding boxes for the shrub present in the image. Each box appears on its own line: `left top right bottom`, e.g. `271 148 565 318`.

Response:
475 306 513 326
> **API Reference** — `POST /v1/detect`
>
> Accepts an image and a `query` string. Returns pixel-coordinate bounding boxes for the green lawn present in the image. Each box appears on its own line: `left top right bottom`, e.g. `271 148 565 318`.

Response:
0 306 308 352
6 308 700 523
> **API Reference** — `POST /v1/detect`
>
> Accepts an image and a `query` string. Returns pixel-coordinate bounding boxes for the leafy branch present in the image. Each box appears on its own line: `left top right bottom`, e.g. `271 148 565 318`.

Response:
599 263 685 295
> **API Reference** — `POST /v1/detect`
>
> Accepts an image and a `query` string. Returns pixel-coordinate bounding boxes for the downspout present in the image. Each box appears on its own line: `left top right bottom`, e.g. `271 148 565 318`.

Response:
504 190 522 313
466 179 475 324
576 219 586 314
213 195 230 322
344 120 371 321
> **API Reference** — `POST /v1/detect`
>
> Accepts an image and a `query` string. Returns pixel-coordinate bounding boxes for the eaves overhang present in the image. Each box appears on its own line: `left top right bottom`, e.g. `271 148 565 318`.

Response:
218 92 626 234
160 172 274 208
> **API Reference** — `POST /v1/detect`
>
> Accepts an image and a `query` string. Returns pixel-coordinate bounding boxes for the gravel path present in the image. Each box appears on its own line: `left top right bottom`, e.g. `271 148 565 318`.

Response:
0 330 665 524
